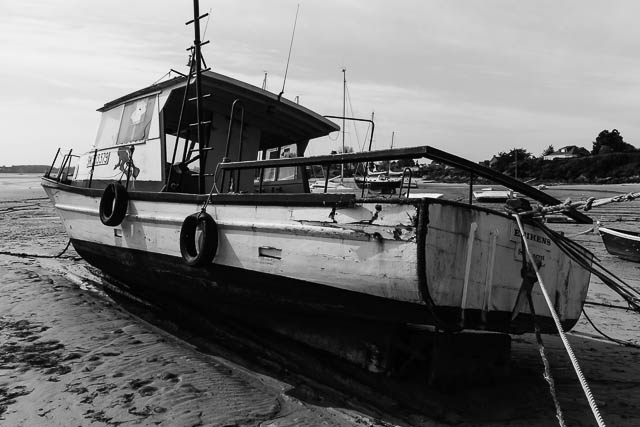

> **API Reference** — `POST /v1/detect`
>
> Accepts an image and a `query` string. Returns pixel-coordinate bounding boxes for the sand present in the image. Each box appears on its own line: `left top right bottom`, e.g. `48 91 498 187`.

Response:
1 174 640 426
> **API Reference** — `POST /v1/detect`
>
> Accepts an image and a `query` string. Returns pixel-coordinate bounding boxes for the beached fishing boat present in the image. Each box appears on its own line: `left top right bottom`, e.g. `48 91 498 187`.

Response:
599 226 640 262
41 2 595 335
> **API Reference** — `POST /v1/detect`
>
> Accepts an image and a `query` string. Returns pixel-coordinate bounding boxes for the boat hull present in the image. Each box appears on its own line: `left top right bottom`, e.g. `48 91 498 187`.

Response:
354 177 401 193
599 227 640 262
473 191 512 203
42 178 592 334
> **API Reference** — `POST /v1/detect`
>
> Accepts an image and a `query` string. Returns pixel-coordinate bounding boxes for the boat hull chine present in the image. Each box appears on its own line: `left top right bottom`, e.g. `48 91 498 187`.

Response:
70 238 572 333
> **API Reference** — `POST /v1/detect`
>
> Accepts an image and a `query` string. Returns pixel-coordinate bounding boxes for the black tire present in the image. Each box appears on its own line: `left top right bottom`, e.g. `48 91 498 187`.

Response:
99 182 128 226
180 212 218 266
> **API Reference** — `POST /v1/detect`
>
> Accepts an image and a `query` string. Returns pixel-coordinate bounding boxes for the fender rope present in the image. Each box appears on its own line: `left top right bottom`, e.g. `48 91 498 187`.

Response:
514 214 606 427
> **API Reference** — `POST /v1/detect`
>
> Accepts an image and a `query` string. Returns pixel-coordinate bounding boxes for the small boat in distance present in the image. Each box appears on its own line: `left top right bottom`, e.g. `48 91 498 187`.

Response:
353 171 402 193
599 226 640 262
473 187 515 203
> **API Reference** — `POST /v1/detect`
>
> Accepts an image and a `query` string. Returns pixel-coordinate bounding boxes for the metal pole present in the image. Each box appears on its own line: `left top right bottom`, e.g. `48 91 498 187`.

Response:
88 149 98 188
193 0 205 193
46 148 60 178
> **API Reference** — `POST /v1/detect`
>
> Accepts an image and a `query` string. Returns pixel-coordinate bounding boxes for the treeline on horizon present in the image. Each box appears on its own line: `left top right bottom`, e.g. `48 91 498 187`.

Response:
0 165 49 173
422 129 640 184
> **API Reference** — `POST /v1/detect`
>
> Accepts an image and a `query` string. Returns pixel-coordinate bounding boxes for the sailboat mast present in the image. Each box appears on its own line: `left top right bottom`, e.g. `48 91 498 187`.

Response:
341 68 346 183
389 131 394 175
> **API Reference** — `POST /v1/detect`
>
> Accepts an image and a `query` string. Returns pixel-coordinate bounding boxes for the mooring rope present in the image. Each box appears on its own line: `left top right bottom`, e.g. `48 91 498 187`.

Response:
527 293 566 427
520 191 640 218
565 226 594 238
581 308 640 350
0 239 79 260
514 214 607 427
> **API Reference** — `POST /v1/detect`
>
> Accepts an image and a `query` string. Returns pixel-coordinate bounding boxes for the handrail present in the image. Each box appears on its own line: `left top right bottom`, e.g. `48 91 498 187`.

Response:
46 148 61 179
324 115 375 193
221 99 245 192
87 148 98 188
219 145 592 223
399 167 412 198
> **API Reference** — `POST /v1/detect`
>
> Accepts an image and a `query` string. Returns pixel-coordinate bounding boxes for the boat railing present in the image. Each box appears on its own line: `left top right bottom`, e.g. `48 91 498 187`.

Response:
399 167 413 198
218 145 592 223
324 115 375 197
44 148 79 184
220 99 245 193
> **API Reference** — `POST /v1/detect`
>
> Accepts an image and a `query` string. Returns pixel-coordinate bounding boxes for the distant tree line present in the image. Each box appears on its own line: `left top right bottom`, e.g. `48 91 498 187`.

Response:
418 129 640 184
0 165 50 173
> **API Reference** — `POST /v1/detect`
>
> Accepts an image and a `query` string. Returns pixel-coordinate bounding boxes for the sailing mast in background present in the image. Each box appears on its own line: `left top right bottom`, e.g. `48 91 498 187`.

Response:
389 131 394 176
341 67 346 184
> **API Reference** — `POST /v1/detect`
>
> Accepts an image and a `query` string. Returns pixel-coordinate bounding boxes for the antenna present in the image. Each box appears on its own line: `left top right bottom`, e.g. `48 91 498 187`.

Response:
202 8 212 39
278 3 300 101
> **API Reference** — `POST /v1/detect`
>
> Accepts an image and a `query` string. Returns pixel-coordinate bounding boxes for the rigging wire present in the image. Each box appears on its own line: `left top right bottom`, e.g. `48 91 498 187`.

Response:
581 308 640 349
345 82 365 153
202 8 213 39
278 4 300 100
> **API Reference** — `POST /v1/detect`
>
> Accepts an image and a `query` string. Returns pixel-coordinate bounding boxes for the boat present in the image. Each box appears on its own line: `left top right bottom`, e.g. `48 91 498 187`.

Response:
353 172 402 193
41 3 595 336
599 226 640 262
309 176 353 193
473 187 514 203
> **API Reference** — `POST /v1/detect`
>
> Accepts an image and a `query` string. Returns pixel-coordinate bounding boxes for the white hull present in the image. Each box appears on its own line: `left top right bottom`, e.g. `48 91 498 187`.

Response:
43 179 592 333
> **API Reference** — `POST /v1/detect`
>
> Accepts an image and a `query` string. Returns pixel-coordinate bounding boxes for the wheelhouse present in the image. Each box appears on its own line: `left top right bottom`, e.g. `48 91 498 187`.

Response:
69 71 339 194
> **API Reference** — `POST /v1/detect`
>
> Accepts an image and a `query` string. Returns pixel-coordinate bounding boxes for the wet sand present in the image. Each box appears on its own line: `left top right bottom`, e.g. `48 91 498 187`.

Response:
1 174 640 426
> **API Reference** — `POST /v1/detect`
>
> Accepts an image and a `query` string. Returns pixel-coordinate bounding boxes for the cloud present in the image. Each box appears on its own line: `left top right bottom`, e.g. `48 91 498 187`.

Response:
3 0 640 166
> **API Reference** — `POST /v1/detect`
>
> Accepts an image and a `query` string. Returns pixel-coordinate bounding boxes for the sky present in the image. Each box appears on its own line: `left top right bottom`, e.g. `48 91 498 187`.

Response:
3 0 640 166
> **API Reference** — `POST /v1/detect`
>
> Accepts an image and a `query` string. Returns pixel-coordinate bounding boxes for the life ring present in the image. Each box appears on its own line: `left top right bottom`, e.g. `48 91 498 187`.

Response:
99 182 128 226
180 212 218 266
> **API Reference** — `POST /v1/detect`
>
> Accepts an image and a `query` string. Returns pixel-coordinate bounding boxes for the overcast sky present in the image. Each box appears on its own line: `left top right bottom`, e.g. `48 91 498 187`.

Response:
3 0 640 166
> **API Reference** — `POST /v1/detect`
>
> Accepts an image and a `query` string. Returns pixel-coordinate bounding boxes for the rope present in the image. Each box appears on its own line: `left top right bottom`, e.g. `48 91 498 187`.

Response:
520 191 640 218
528 294 566 427
54 239 72 257
0 239 80 260
514 214 607 427
565 227 594 238
581 308 640 349
531 221 640 311
584 300 636 311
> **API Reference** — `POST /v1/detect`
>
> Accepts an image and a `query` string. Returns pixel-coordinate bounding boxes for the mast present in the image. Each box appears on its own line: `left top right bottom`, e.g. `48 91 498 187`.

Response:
192 0 205 193
389 131 394 175
341 67 346 184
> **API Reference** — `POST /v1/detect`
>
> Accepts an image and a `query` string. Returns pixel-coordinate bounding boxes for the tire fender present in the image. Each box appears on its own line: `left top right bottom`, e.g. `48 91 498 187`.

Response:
99 182 128 226
180 212 218 266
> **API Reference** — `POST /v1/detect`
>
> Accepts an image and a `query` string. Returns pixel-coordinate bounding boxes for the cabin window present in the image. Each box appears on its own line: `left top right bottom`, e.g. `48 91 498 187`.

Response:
262 148 279 182
259 144 298 182
277 144 297 180
94 105 124 148
117 96 157 145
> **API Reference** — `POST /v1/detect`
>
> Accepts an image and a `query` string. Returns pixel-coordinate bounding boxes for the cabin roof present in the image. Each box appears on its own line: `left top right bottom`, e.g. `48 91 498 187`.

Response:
97 71 339 143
